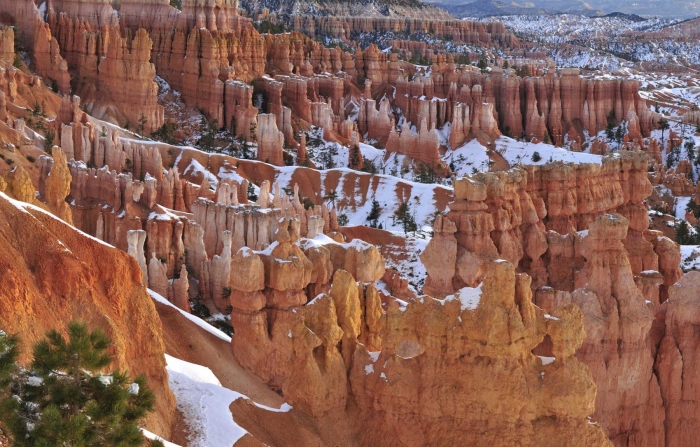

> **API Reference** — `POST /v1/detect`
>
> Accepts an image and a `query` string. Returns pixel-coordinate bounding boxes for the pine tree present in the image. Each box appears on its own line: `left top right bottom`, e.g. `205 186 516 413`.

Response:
0 322 156 447
324 190 338 209
615 125 624 150
675 220 691 245
348 145 362 170
0 330 19 391
137 113 148 135
477 55 488 73
658 117 670 150
198 117 218 153
44 127 56 154
393 200 417 235
402 211 417 235
247 182 258 201
366 199 382 228
606 110 616 142
685 140 696 164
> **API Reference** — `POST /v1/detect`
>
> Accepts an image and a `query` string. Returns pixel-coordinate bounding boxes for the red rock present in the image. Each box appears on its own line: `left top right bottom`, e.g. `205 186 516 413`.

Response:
257 113 284 166
90 27 164 132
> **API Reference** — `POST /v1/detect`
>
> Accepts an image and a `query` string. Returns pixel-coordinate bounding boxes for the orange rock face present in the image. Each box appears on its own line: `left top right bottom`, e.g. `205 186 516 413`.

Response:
573 214 665 446
353 261 609 447
227 222 609 444
419 149 697 446
0 191 175 438
256 113 284 166
0 26 14 65
41 147 74 224
657 271 700 447
95 28 164 133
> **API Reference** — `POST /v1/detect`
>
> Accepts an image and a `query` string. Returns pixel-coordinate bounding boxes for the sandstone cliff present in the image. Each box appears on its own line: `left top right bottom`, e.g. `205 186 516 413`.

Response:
421 152 691 446
0 191 176 438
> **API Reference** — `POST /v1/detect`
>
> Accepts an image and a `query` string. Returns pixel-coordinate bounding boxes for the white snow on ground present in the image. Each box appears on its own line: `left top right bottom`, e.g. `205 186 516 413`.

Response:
270 166 451 233
680 245 700 271
273 166 298 192
148 289 231 343
676 196 692 220
359 142 385 163
403 237 429 292
184 158 219 187
439 283 483 311
142 429 182 447
494 137 603 166
217 165 246 185
380 235 430 294
479 14 694 69
166 355 292 447
0 192 115 248
442 139 492 176
298 233 376 253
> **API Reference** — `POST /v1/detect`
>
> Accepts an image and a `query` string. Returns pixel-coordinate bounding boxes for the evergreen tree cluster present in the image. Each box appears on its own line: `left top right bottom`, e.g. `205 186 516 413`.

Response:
151 122 179 146
675 200 700 245
674 220 700 245
366 199 382 229
348 145 362 170
414 163 439 184
197 117 219 153
604 110 626 150
0 322 159 447
393 200 418 235
667 143 681 169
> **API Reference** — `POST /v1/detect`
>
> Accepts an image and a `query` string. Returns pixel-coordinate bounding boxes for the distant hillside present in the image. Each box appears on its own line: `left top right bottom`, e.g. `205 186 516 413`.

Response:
427 0 700 18
603 11 648 22
441 0 550 17
240 0 451 18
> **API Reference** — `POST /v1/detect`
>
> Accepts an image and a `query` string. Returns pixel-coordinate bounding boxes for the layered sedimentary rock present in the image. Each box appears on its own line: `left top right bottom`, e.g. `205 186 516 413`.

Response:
95 28 164 133
572 214 664 446
224 80 259 140
257 113 284 166
226 215 609 444
38 147 74 224
657 271 700 447
421 151 690 446
385 118 441 167
0 0 71 93
353 260 609 446
33 14 71 94
0 191 175 437
15 0 658 174
423 152 662 293
0 26 15 64
291 17 518 49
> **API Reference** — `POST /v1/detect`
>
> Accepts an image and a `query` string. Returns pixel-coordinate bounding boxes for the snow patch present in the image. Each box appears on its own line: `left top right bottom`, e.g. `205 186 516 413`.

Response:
166 355 292 447
148 289 231 343
440 283 483 311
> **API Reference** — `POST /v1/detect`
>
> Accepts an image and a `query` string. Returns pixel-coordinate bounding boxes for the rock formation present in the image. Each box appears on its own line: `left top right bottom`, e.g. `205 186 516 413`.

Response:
0 191 175 438
40 147 73 224
95 28 164 133
421 151 691 446
257 113 285 166
0 26 15 64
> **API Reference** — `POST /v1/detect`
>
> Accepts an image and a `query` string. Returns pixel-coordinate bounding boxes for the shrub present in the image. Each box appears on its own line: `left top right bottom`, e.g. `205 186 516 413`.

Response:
0 322 156 447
